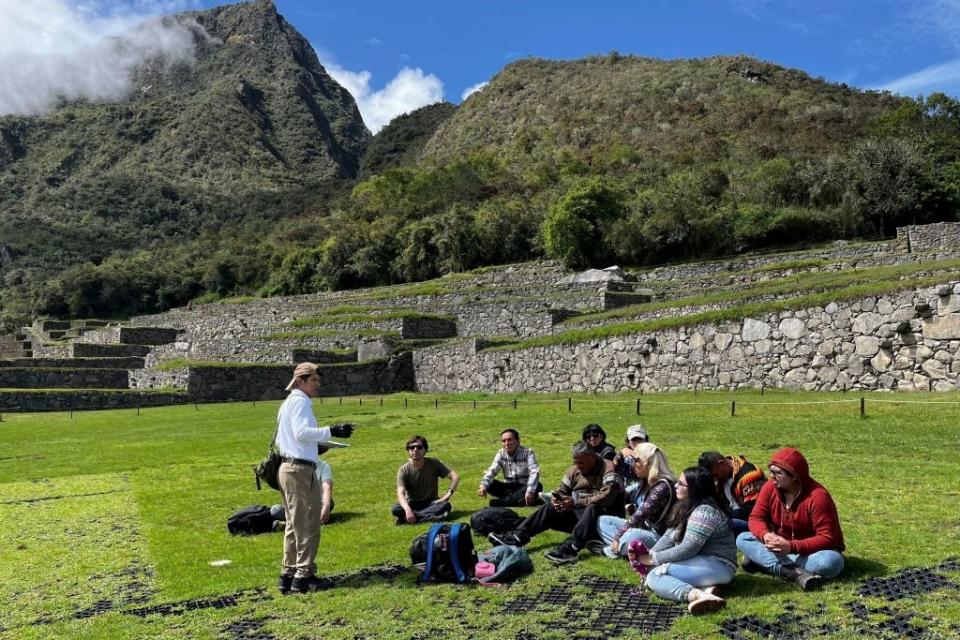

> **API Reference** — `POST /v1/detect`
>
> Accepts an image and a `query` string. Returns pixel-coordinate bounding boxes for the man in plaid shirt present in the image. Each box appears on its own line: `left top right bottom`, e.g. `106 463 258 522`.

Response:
477 428 543 507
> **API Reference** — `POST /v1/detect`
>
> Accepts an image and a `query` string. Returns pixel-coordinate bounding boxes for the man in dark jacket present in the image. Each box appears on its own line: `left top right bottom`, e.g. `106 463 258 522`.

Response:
489 440 624 564
735 447 845 591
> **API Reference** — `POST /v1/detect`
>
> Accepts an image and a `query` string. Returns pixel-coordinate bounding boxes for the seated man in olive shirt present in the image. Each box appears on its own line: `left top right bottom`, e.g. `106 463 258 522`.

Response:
391 435 460 524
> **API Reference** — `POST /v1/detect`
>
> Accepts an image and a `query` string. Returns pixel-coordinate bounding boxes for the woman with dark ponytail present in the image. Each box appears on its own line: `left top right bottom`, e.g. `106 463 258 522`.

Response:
629 466 737 614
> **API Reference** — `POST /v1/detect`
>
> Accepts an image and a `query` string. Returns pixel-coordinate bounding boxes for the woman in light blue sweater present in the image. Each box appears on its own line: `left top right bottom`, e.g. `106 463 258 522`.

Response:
630 466 737 614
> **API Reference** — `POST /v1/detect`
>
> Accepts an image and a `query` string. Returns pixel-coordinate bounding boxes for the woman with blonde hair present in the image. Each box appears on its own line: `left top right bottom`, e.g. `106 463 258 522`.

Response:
591 442 677 558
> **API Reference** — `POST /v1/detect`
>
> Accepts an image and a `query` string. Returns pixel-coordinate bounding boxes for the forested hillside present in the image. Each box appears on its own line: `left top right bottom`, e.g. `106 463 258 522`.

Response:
2 1 959 330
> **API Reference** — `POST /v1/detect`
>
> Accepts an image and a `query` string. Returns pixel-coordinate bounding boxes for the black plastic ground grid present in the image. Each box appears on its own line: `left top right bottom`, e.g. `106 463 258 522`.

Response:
858 567 958 601
500 576 684 637
718 608 843 640
223 617 277 640
937 557 960 573
123 587 267 618
72 599 115 620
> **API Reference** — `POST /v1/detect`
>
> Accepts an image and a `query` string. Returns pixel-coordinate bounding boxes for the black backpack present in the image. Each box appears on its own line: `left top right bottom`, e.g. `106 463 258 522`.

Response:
410 523 477 584
469 506 524 536
227 505 276 535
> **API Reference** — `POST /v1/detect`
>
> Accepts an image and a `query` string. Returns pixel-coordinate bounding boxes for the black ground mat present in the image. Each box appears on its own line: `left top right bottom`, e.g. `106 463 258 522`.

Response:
223 617 276 640
124 587 270 618
719 602 838 640
719 558 960 639
501 576 683 637
858 567 959 601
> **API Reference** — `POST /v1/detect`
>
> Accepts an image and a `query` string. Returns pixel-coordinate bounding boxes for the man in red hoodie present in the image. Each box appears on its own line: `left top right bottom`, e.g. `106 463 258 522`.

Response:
735 447 844 591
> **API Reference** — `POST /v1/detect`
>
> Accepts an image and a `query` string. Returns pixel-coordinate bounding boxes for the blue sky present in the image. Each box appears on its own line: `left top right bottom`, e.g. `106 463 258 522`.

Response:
260 0 960 129
5 0 960 131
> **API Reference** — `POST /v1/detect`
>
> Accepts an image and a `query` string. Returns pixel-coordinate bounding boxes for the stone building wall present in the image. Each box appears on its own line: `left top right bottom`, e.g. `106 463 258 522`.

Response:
899 222 960 254
414 281 960 394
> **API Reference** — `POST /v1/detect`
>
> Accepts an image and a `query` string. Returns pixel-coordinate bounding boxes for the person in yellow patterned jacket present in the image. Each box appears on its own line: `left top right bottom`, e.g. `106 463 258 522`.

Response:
698 452 766 535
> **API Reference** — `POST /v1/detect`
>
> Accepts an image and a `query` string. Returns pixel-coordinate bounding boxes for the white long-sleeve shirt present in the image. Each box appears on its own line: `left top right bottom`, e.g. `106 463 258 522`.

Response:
275 389 332 462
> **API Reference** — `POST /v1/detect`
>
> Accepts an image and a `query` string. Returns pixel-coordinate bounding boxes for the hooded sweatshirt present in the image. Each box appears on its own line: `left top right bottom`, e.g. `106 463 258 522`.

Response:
748 447 845 555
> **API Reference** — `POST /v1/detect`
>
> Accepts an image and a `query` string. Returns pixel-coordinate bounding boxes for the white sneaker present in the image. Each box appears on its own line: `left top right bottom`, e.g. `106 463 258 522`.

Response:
687 588 726 615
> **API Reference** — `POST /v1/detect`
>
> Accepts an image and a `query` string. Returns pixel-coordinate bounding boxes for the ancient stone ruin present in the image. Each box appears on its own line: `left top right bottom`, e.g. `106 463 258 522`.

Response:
4 221 960 410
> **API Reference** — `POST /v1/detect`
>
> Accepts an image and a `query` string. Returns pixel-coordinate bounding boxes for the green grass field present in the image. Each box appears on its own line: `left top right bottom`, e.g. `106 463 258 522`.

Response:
2 391 959 639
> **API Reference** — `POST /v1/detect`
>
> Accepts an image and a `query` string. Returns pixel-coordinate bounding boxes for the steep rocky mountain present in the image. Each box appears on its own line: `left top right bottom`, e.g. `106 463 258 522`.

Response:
0 0 368 273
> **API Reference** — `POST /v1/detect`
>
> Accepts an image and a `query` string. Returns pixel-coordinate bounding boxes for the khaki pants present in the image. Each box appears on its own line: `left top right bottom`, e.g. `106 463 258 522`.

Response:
278 461 322 578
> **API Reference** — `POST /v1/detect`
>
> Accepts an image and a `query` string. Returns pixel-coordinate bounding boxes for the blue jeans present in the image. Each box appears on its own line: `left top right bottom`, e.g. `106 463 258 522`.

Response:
596 515 660 558
736 532 844 579
731 518 749 536
644 555 736 602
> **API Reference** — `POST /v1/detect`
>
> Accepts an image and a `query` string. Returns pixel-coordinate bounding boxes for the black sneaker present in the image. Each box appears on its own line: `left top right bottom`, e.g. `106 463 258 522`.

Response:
277 574 294 594
544 541 580 564
585 540 607 556
290 575 334 593
488 531 524 547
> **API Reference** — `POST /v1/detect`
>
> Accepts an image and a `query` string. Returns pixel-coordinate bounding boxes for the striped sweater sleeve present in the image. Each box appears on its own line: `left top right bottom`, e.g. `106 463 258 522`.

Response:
650 505 723 565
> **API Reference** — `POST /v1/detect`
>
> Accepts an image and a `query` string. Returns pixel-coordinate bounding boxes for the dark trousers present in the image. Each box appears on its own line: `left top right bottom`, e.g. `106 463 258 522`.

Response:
487 480 543 507
517 501 624 548
390 499 451 523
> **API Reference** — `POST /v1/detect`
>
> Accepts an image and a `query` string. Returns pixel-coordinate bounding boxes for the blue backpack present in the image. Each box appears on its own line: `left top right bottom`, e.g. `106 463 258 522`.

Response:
410 523 477 583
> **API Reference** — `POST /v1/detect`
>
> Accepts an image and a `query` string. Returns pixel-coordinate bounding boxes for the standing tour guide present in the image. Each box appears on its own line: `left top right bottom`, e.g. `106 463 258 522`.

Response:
276 362 354 594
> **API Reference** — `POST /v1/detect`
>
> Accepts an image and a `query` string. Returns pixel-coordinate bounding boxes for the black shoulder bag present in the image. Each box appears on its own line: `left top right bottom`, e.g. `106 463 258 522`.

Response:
253 421 283 491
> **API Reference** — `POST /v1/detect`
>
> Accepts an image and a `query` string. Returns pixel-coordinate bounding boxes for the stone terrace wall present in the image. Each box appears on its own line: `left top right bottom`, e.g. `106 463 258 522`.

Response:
0 390 187 412
633 240 896 283
184 354 414 401
900 222 960 254
129 368 189 391
414 281 960 393
0 357 144 369
0 334 21 358
0 368 130 389
144 335 361 366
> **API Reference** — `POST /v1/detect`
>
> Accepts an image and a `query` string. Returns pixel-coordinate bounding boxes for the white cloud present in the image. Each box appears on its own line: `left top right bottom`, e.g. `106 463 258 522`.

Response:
878 57 960 95
322 60 444 133
461 81 488 101
0 0 200 116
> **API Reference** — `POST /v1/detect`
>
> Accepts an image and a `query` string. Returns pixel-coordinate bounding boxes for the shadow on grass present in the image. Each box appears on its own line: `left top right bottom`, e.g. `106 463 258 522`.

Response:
840 555 888 581
327 511 363 524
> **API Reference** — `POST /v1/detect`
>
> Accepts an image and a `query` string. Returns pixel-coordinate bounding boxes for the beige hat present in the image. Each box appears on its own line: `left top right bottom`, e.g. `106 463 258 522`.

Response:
626 424 648 442
285 362 319 391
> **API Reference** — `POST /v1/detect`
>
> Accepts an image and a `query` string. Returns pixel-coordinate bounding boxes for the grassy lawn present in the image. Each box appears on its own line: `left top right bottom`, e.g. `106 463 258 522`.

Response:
1 391 959 639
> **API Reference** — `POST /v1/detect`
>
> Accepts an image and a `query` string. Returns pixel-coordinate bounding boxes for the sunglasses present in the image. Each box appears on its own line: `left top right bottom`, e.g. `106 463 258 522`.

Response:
406 444 425 451
585 433 603 439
